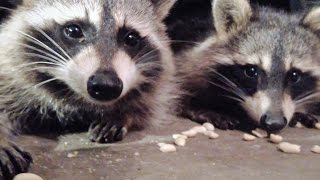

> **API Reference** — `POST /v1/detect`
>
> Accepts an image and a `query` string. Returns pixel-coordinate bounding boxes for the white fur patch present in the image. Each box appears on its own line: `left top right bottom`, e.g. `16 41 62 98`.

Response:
27 1 103 29
112 51 140 97
192 36 218 55
282 93 295 123
243 91 271 123
53 46 100 100
260 54 272 72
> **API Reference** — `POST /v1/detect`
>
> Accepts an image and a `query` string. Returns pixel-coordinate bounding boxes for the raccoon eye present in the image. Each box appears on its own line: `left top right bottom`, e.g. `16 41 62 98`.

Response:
124 32 141 48
244 66 258 78
289 70 301 84
64 24 84 39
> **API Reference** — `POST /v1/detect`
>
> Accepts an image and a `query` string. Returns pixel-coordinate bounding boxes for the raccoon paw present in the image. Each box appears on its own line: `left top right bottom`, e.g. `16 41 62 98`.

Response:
0 143 32 180
88 121 128 144
290 112 318 128
183 110 239 130
208 113 240 130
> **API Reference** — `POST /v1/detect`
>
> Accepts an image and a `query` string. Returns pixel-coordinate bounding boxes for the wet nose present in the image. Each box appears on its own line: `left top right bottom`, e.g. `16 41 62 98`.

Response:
87 71 123 101
260 113 287 133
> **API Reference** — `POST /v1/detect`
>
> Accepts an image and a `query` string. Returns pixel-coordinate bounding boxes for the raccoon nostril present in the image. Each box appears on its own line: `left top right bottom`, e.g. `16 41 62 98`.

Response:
87 72 123 101
260 114 287 133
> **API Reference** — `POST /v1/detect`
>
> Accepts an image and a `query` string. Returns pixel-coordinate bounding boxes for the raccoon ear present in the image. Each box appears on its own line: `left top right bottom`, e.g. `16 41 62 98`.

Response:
213 0 252 37
151 0 177 20
302 7 320 35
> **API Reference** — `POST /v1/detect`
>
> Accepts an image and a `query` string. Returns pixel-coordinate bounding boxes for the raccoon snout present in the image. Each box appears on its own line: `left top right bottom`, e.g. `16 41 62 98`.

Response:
260 113 288 133
87 71 123 101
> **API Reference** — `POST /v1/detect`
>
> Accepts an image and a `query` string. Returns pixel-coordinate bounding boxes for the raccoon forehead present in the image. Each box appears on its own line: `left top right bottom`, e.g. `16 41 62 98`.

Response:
24 0 158 36
283 30 320 72
231 53 273 72
110 0 158 36
25 1 104 28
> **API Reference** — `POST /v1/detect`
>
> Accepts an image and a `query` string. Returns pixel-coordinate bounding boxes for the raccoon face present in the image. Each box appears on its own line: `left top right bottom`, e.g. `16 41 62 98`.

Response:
2 0 176 107
211 0 320 132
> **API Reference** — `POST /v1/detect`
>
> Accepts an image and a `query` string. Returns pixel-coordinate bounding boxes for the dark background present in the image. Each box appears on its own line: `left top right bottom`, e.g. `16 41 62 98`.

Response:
0 0 319 53
164 0 319 53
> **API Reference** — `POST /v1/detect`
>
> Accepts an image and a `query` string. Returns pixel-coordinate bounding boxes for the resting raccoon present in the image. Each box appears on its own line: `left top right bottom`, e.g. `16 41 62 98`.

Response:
0 0 177 178
177 0 320 133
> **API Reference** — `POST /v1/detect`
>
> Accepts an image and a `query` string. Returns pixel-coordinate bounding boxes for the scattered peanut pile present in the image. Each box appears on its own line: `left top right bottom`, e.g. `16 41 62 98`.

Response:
158 123 218 153
158 122 320 154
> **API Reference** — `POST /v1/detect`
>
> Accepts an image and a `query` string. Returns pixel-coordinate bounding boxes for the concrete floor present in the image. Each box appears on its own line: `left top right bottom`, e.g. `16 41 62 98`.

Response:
17 119 320 180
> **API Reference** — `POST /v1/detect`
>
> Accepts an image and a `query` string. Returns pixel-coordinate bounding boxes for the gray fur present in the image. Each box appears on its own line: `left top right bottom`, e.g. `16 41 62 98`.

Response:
177 0 320 132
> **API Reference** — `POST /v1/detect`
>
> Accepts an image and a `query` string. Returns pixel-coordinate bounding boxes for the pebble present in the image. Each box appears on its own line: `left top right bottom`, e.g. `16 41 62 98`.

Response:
14 173 44 180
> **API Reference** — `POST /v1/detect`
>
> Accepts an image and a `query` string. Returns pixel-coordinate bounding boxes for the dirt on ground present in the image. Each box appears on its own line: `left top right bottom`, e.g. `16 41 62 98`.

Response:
17 119 320 180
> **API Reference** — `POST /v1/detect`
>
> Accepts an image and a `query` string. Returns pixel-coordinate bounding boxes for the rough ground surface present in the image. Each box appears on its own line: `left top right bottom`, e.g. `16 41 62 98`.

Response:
17 119 320 180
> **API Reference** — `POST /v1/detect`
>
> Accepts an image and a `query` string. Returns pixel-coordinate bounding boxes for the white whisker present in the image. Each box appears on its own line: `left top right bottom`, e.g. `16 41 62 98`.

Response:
21 53 66 68
207 80 245 101
20 66 61 73
17 31 68 64
34 78 58 88
16 42 67 65
35 28 76 64
295 92 320 105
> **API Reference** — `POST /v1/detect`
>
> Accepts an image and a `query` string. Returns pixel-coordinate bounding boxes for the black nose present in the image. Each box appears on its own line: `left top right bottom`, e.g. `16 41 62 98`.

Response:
87 71 123 101
260 114 287 133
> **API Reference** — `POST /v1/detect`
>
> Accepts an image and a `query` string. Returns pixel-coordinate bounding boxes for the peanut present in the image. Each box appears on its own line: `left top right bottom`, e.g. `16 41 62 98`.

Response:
191 126 207 134
270 134 283 144
278 142 301 154
204 131 219 139
311 145 320 154
182 130 197 137
172 134 188 140
252 129 267 138
203 123 215 131
243 133 256 141
175 137 187 147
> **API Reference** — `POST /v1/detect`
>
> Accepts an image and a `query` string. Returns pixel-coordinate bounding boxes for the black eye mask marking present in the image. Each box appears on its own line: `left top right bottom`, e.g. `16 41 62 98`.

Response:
285 68 317 100
215 64 267 96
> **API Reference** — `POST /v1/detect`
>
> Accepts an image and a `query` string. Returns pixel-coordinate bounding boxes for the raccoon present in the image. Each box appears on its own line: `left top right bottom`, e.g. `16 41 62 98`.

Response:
0 0 177 178
177 0 320 133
